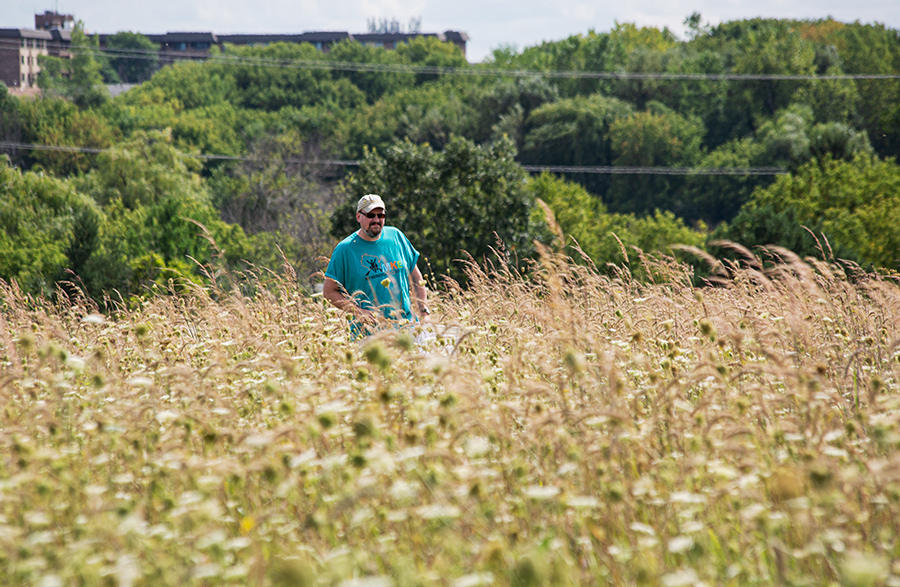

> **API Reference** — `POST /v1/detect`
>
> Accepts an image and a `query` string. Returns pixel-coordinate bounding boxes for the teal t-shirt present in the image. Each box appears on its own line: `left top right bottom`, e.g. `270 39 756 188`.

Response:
325 226 420 335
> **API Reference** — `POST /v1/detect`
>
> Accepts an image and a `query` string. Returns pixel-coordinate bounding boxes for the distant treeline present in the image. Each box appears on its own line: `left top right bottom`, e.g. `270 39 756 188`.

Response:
2 16 900 301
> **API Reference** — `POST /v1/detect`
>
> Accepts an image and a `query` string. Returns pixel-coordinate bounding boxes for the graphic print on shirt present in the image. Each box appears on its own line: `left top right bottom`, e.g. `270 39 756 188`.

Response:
361 254 385 278
360 253 406 282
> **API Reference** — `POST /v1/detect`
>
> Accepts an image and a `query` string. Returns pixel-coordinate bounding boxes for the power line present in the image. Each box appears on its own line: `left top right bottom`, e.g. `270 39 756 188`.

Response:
0 141 786 175
521 164 785 175
4 37 900 81
0 141 358 166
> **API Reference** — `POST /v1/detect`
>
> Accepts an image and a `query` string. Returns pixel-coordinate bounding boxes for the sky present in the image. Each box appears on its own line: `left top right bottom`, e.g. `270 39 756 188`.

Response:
5 0 900 63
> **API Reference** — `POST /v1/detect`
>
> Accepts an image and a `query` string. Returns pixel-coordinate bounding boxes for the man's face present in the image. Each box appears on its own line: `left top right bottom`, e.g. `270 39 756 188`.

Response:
357 207 385 239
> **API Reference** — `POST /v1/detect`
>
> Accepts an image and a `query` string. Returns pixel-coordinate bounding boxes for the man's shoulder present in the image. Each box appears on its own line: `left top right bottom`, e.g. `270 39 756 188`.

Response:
382 226 409 241
334 232 360 249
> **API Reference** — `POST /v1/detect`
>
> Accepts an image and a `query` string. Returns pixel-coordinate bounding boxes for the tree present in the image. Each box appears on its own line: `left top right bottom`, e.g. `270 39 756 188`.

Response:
70 129 272 296
680 137 770 226
0 161 99 295
530 172 706 270
78 128 208 205
755 104 872 172
0 86 23 165
208 130 340 282
834 23 900 157
467 77 558 146
104 31 160 83
123 60 234 110
37 22 110 108
17 97 119 176
394 36 467 85
520 92 633 197
720 153 900 269
527 172 606 261
325 40 414 103
334 83 470 158
211 42 364 112
602 23 681 109
334 136 545 282
605 103 706 216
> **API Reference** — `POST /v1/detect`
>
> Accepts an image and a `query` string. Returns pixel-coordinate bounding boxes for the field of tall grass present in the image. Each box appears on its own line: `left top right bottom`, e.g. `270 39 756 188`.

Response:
2 244 899 586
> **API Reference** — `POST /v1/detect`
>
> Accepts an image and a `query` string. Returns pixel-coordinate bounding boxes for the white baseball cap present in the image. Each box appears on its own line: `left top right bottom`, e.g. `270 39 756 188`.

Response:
357 194 386 214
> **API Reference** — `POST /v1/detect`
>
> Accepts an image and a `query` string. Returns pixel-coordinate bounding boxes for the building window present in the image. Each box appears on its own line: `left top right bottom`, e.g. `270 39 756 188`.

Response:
192 42 210 50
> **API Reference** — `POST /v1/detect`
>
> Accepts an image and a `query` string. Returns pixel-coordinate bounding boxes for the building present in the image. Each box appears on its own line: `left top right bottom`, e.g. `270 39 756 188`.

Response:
354 30 468 55
144 32 220 66
133 29 466 60
0 10 73 91
0 28 52 89
34 10 73 32
217 32 352 53
46 28 72 59
0 9 468 91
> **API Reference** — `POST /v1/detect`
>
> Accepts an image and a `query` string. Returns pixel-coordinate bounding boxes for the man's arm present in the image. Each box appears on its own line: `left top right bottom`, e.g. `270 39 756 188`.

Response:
323 277 376 324
409 266 430 318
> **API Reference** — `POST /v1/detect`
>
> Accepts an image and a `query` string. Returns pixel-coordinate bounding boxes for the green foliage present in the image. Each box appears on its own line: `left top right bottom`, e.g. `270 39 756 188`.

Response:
122 60 235 110
720 153 900 269
18 97 119 176
37 23 111 108
606 104 706 216
620 209 707 258
335 136 544 282
394 36 468 85
531 173 707 270
528 173 605 260
335 83 470 157
65 205 101 278
601 24 681 108
0 162 98 295
166 102 244 157
520 92 633 196
466 77 559 145
207 130 340 283
103 80 261 164
755 104 873 172
681 137 770 225
669 49 733 148
75 128 205 209
0 86 23 165
66 129 267 296
103 31 160 83
726 20 817 120
325 40 414 103
10 16 900 295
831 23 900 155
212 42 365 112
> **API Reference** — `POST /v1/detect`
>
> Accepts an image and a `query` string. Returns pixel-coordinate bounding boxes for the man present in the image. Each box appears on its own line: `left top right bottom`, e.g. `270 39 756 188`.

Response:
323 194 429 338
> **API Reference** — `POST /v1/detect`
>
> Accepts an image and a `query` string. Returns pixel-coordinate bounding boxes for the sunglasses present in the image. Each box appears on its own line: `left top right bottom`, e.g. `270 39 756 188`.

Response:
363 212 385 219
